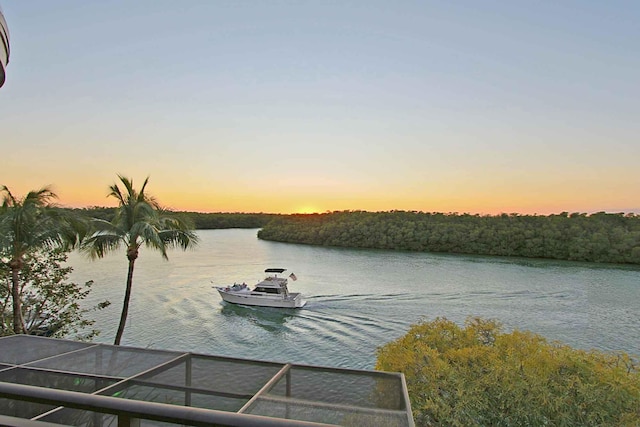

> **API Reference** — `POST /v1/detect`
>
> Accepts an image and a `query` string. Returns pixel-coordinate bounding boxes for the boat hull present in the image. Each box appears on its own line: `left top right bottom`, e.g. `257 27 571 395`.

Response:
217 289 306 308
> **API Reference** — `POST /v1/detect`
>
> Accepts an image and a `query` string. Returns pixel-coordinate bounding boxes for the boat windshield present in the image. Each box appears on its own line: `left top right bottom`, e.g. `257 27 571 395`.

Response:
254 287 281 294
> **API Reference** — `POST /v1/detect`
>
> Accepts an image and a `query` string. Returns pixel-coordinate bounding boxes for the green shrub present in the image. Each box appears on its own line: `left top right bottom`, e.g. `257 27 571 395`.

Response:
376 317 640 426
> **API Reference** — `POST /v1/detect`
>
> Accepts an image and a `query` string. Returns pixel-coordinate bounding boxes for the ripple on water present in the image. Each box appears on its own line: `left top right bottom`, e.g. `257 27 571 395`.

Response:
69 229 640 369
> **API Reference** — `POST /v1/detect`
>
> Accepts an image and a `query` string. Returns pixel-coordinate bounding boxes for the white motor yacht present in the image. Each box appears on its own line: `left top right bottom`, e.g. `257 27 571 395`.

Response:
216 268 306 308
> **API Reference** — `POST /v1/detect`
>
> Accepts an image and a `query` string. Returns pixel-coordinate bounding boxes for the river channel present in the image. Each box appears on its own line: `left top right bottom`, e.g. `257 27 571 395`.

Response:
67 228 640 370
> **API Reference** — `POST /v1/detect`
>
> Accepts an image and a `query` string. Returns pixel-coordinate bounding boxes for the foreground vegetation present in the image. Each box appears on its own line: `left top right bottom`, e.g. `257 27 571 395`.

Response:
0 186 87 334
377 317 640 426
1 186 110 340
0 247 109 339
258 210 640 264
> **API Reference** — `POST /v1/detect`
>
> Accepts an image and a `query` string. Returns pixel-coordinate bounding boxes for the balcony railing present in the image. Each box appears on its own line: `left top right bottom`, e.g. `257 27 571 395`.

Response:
0 335 414 426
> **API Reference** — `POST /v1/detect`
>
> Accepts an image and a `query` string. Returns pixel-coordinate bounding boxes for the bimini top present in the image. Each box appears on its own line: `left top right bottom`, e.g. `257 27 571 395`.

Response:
265 268 287 273
0 7 9 88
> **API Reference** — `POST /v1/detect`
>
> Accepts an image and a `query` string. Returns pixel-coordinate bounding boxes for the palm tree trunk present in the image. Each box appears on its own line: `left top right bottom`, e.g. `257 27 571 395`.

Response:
10 266 25 334
114 257 136 345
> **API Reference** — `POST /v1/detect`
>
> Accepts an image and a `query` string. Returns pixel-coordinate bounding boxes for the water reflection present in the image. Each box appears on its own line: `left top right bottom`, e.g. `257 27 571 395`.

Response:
454 252 640 271
219 303 297 333
67 229 640 369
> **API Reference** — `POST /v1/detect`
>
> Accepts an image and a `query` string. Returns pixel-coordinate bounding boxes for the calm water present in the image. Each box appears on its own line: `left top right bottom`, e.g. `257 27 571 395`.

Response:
67 229 640 370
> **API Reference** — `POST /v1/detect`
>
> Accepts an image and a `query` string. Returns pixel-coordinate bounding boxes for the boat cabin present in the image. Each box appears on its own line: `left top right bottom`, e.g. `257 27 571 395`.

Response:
253 268 290 296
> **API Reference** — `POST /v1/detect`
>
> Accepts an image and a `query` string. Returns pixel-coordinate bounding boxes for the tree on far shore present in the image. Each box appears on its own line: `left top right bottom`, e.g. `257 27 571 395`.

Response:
82 175 198 345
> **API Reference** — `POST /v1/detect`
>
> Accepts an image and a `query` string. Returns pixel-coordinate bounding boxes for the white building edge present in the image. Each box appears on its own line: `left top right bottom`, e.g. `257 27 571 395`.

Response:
0 6 9 88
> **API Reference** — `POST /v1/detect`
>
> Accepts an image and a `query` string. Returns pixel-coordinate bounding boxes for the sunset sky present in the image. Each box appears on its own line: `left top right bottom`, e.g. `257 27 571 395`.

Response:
1 1 638 215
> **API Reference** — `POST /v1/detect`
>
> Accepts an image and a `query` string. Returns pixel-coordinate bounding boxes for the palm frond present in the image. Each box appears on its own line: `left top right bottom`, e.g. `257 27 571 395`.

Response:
1 185 17 207
24 186 58 208
84 175 198 262
139 176 150 200
156 214 199 251
132 200 157 223
81 217 129 255
116 175 135 199
158 228 199 251
82 232 125 260
137 177 161 209
131 221 167 259
108 183 125 206
0 186 84 259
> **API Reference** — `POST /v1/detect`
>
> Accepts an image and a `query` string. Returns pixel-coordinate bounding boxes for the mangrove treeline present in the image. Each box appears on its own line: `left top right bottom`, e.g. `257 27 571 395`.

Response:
257 211 640 265
76 208 640 264
74 207 276 229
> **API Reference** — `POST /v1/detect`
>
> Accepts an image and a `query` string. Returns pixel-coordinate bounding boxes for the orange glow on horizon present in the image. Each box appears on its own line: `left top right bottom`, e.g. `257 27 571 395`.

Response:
53 192 636 216
294 206 321 214
9 179 636 217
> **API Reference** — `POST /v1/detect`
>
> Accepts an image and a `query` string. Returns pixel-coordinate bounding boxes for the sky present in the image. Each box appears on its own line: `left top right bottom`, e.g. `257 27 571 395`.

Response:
1 1 639 215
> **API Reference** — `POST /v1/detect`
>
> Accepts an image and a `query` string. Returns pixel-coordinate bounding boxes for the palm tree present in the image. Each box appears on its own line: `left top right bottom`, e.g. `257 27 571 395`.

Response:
0 186 86 334
82 175 198 345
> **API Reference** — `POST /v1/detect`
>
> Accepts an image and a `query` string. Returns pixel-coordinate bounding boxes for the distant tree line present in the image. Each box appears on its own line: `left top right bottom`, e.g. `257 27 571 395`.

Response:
74 207 276 229
257 210 640 264
184 212 277 229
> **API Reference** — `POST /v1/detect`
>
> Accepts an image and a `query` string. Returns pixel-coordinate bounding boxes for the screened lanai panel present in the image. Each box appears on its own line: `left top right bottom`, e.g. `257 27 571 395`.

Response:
0 335 91 365
267 366 405 410
27 345 182 378
0 366 118 420
0 396 58 420
245 397 410 427
139 354 285 395
106 383 248 413
0 336 414 426
40 408 215 427
0 367 117 393
38 408 117 427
